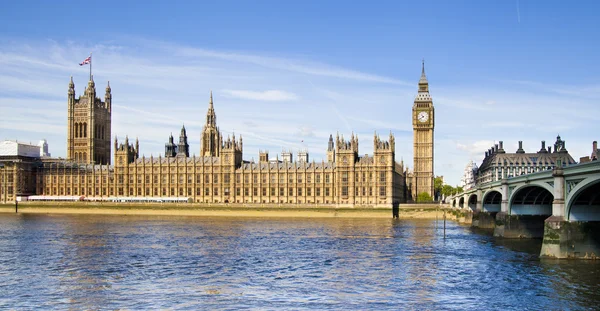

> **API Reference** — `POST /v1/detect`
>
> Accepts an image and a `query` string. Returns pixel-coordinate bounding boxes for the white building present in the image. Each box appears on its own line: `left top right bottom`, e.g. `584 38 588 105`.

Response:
0 140 51 158
460 160 478 190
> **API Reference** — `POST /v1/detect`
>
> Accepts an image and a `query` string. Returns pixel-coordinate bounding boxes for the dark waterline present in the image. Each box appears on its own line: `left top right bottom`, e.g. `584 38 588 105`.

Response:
0 214 599 310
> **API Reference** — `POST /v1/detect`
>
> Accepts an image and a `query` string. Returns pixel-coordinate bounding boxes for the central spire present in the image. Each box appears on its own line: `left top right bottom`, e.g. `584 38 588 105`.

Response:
206 91 217 127
419 59 428 85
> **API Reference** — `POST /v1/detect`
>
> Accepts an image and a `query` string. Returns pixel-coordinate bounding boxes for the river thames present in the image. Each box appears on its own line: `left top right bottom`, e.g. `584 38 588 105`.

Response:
0 214 599 310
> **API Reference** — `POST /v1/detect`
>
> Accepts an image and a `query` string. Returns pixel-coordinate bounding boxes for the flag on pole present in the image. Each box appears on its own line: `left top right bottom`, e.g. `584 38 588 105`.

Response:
79 56 91 66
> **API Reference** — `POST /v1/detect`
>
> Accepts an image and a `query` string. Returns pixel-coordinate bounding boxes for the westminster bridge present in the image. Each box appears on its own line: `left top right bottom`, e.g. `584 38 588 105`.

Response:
448 160 600 259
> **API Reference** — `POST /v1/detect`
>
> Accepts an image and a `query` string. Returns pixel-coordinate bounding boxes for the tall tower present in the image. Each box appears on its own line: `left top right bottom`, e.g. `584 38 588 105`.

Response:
67 76 112 164
326 134 335 163
200 91 222 157
412 61 435 200
165 133 177 157
177 125 189 158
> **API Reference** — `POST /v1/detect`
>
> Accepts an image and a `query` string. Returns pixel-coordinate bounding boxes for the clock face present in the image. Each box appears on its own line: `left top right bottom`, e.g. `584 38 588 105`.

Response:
418 111 429 123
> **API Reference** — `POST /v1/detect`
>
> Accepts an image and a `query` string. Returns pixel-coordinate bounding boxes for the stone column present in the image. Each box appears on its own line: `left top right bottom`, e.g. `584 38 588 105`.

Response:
500 178 509 213
494 179 511 237
475 188 483 212
551 165 565 217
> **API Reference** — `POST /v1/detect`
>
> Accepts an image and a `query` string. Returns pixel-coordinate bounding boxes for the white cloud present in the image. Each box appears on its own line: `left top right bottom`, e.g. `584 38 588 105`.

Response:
221 89 298 101
456 140 496 155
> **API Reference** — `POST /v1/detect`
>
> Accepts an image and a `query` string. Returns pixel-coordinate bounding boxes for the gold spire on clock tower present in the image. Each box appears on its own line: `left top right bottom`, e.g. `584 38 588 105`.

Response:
412 60 435 200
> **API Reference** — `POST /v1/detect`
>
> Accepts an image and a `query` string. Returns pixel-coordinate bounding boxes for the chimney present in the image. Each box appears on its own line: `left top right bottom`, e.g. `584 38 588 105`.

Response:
495 144 499 152
485 151 488 157
499 141 504 149
548 146 552 153
594 141 598 152
516 141 525 153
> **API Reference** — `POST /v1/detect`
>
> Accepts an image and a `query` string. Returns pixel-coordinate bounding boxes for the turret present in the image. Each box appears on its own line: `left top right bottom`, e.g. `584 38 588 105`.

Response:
68 76 75 97
105 81 112 112
327 134 335 163
177 124 189 158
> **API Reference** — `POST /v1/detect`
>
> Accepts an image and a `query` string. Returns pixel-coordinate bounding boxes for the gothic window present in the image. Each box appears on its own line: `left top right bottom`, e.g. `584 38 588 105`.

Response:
83 123 87 137
379 186 386 196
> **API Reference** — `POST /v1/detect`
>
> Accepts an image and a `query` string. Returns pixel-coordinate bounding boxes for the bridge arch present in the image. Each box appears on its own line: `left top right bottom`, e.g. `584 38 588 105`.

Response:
468 194 477 210
458 197 465 208
567 178 600 221
482 190 502 212
509 185 553 215
452 199 456 208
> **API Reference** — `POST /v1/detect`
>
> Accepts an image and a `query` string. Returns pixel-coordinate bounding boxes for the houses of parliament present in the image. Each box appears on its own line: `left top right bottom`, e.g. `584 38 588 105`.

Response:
0 65 436 206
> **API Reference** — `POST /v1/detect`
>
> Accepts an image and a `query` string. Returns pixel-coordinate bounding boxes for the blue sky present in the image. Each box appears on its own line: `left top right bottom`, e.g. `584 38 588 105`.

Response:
1 1 599 186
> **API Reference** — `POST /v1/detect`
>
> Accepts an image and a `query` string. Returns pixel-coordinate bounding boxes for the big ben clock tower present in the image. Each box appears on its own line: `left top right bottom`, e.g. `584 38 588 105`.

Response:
412 61 435 200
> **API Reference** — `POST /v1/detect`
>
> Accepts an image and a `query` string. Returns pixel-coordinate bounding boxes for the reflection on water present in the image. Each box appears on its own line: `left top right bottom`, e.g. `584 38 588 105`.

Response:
0 214 599 310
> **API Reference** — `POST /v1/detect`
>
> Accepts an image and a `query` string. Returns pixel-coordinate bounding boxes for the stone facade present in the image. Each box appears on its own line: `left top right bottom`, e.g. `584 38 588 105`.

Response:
1 79 412 206
412 61 435 199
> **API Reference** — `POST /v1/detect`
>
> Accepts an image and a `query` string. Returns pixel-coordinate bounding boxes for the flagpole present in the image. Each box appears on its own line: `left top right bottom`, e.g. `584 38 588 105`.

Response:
89 52 92 81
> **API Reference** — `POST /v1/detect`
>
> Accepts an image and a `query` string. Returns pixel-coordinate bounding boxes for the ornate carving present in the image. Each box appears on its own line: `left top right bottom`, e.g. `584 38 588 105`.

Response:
566 179 584 195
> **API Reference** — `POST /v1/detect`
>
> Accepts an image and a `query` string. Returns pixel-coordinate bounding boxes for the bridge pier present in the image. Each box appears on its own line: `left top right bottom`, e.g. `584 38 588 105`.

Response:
472 211 497 230
540 165 600 258
540 216 600 259
493 213 547 238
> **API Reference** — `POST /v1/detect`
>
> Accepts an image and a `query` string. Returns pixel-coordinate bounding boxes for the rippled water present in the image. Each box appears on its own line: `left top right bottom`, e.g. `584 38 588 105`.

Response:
0 214 599 310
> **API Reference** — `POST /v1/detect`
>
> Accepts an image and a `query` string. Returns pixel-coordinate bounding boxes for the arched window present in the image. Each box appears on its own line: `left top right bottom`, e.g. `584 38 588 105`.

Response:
79 123 83 138
74 123 78 138
83 123 87 138
83 152 87 161
101 125 104 140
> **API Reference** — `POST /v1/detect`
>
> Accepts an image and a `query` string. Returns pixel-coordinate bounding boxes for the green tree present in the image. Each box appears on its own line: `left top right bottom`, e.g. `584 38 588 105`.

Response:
416 192 433 203
456 186 464 194
441 185 454 197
